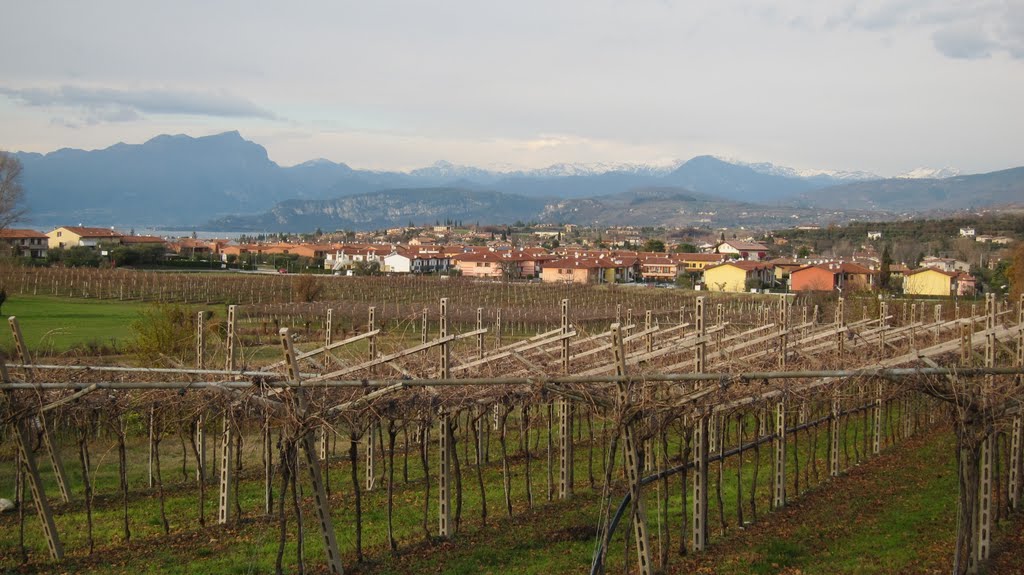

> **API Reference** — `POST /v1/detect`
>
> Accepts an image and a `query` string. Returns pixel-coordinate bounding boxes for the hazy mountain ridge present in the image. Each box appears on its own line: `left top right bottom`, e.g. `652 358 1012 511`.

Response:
792 167 1024 212
209 188 548 231
10 131 1024 228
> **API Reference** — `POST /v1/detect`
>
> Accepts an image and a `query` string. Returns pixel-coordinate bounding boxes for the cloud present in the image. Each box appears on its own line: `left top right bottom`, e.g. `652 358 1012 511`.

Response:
933 24 995 59
799 1 1024 60
0 85 278 121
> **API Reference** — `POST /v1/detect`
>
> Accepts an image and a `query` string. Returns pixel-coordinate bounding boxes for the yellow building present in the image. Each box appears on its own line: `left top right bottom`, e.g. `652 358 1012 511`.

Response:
903 268 955 296
703 261 773 292
46 226 123 249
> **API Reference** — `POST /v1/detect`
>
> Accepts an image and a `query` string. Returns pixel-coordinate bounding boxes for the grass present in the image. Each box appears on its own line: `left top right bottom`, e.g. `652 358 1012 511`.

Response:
0 294 150 355
1 401 989 575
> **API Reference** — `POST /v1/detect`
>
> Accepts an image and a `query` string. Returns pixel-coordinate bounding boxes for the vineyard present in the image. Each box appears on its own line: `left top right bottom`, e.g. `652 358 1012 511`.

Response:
1 267 1023 574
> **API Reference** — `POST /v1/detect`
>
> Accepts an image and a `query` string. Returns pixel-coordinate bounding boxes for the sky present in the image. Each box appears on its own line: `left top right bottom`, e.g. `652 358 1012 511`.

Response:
1 0 1022 176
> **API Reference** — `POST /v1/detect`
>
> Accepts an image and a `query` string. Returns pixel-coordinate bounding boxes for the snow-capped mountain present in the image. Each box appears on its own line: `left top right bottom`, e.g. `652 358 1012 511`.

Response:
894 167 961 179
712 156 880 181
516 161 680 178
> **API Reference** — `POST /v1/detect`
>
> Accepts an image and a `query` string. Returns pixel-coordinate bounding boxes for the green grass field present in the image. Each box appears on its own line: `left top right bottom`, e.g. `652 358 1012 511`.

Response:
0 294 153 356
2 405 1007 575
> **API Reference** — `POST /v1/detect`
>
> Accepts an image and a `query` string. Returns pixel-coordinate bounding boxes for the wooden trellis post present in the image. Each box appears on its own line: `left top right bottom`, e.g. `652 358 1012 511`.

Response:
910 303 918 348
879 301 888 354
264 409 273 515
225 304 236 372
645 309 653 353
873 381 883 455
972 294 996 568
2 364 63 561
773 397 787 509
365 425 376 491
693 295 709 551
279 329 345 575
1010 294 1023 511
557 298 574 499
611 324 652 575
692 412 709 552
835 297 845 357
495 308 502 349
421 307 428 344
438 298 452 538
196 414 206 482
561 299 570 373
218 305 237 521
368 306 376 360
325 308 333 347
558 398 574 499
778 295 788 369
9 317 70 503
196 311 205 369
830 392 840 477
695 297 706 374
477 307 484 359
439 409 452 538
217 414 234 524
148 406 155 488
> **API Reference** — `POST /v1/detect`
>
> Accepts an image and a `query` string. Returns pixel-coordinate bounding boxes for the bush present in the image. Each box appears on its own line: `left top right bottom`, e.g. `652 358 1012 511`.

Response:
293 274 324 302
130 303 194 365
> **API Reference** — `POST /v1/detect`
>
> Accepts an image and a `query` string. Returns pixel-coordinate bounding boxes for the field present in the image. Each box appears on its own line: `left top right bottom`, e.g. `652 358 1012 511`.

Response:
0 295 152 355
0 268 1021 575
0 407 988 574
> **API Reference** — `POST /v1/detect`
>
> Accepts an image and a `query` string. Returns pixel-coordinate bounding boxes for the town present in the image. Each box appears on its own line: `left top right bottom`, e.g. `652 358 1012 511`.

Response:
1 218 1018 297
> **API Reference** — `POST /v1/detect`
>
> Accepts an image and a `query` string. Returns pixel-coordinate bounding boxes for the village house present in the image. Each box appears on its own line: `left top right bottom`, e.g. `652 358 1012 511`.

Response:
540 257 605 284
955 272 977 296
676 253 727 277
639 255 678 282
714 240 770 261
383 247 451 274
453 251 507 279
169 238 220 257
903 268 958 296
703 261 775 292
921 256 971 274
790 262 876 293
46 226 122 249
324 245 389 271
0 229 48 259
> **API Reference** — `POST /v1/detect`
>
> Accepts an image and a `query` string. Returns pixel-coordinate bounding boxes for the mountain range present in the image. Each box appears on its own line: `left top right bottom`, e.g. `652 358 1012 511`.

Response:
11 131 1024 231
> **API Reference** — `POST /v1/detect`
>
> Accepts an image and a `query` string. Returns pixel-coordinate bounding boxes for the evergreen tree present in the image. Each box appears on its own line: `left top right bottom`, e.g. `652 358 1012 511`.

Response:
879 245 892 291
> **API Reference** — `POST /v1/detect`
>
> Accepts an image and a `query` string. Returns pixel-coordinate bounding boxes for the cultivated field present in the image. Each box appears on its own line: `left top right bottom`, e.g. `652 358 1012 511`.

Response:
1 268 1022 575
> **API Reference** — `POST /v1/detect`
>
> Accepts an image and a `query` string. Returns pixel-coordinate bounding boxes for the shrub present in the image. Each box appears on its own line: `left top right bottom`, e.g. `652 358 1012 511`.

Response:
130 303 194 365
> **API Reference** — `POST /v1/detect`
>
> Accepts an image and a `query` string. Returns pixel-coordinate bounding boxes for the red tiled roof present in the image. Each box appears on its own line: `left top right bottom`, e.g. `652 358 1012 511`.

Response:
0 228 47 239
905 267 957 277
54 226 122 238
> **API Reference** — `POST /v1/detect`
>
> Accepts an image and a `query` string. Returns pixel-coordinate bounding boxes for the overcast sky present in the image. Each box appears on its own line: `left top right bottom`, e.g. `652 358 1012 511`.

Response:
1 0 1022 175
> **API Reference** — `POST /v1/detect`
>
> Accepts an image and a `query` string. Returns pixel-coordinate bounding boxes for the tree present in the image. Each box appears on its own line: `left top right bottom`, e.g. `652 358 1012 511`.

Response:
879 245 893 292
1009 242 1024 299
0 288 6 315
642 239 665 253
0 152 26 231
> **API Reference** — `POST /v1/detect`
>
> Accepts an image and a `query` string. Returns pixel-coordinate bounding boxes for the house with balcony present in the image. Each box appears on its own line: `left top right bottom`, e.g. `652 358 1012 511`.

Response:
0 229 48 259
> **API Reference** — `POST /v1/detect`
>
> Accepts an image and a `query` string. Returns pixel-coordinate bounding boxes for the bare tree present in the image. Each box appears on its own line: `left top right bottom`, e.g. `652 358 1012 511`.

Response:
0 152 26 231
